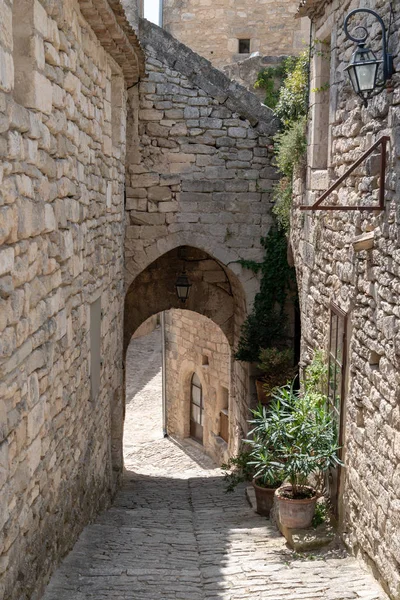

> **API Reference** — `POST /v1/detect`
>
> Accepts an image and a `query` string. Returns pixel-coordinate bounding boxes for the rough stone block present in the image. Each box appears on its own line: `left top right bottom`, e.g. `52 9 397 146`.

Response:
139 109 164 120
0 248 14 276
15 70 53 114
0 440 8 489
126 197 147 211
159 201 178 212
0 48 14 93
184 106 200 119
228 126 247 138
27 436 41 476
135 173 160 188
148 187 172 201
33 0 48 37
27 399 45 443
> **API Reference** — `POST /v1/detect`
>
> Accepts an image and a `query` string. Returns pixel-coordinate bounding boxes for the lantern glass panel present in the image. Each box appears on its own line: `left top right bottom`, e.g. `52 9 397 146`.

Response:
175 273 191 302
355 61 378 91
348 66 358 91
176 284 189 301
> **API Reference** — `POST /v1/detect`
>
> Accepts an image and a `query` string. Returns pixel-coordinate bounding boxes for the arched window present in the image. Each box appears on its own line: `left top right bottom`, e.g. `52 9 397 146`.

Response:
190 373 203 444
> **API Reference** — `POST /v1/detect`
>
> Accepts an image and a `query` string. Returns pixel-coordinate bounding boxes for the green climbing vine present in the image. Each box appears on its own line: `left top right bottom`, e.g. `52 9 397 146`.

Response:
271 51 309 233
235 226 296 363
254 63 286 109
234 53 310 363
256 52 309 233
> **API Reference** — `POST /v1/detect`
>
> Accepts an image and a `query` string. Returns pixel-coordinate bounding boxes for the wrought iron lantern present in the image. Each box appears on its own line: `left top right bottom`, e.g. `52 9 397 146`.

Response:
344 8 393 106
175 271 192 303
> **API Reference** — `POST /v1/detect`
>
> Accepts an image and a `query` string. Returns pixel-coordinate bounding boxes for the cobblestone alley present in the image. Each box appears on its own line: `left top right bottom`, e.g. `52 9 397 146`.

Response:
42 328 389 600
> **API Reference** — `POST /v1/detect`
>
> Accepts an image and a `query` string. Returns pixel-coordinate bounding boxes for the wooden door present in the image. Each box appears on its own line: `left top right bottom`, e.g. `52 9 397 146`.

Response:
190 373 203 444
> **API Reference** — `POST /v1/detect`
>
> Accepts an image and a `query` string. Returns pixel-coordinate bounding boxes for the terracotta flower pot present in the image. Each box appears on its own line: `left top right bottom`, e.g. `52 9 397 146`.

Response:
252 479 278 517
275 485 317 529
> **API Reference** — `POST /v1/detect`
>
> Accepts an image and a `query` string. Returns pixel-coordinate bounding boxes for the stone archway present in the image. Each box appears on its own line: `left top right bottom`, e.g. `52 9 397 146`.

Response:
111 245 250 481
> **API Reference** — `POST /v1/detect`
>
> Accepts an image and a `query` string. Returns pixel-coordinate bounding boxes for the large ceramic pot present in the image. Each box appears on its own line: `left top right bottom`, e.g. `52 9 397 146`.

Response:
275 485 317 529
252 479 278 517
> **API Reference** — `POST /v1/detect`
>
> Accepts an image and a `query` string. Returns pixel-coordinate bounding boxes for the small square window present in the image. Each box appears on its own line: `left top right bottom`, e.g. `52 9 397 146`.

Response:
238 39 250 54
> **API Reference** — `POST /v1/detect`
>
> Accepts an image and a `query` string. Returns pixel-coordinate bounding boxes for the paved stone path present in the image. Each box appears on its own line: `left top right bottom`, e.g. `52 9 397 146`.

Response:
43 328 388 600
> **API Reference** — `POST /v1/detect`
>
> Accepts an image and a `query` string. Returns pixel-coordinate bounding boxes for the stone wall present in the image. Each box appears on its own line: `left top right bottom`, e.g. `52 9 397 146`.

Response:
123 244 250 462
126 18 280 288
291 0 400 597
0 1 142 598
222 55 286 101
132 314 158 338
121 19 282 461
165 309 230 464
162 0 309 69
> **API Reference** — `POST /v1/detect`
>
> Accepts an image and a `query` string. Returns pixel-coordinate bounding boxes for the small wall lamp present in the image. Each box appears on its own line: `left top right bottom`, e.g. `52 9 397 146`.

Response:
344 8 394 107
175 271 192 303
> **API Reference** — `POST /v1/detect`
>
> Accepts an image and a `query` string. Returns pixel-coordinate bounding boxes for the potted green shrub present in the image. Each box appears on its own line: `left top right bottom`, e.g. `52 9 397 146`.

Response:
245 403 285 516
249 354 342 529
222 442 282 517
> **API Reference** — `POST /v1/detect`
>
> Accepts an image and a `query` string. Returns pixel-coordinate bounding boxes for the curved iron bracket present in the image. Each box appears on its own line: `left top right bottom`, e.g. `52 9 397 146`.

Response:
344 8 394 83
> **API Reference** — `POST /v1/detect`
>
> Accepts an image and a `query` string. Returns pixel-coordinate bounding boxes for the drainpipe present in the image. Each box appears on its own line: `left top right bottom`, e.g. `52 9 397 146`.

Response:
161 311 168 437
159 0 163 27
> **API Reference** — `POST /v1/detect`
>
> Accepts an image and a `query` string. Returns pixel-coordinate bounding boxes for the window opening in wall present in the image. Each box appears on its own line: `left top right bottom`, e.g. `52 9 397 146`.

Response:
143 0 162 26
90 297 102 400
238 39 250 54
190 373 204 444
327 303 347 515
202 355 209 366
310 36 331 169
219 386 229 444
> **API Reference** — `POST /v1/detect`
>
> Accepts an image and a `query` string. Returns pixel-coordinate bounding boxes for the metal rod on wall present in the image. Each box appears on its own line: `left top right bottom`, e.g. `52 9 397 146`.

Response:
161 311 168 437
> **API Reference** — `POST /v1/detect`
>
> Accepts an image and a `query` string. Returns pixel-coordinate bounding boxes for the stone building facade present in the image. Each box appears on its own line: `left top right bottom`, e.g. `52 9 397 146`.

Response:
161 0 309 69
291 0 400 597
165 309 231 464
0 0 143 598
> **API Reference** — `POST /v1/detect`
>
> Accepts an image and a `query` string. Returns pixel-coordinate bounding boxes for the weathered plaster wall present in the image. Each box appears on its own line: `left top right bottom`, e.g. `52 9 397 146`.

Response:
291 0 400 597
0 1 142 598
165 309 230 464
162 0 309 69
